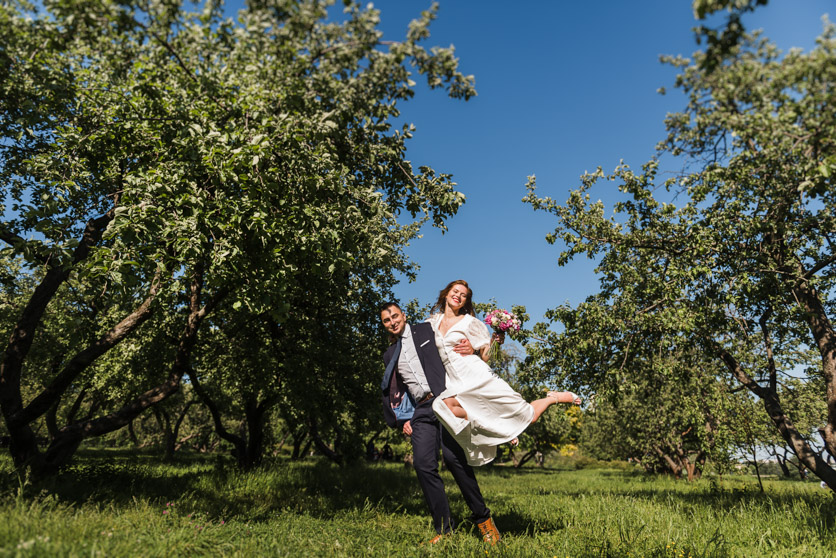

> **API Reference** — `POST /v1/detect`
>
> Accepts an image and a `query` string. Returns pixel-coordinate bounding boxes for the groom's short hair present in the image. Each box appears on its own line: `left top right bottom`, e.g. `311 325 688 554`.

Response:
379 301 401 314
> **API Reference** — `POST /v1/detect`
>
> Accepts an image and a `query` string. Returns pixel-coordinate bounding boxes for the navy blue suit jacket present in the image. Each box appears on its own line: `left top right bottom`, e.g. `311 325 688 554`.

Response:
381 322 447 427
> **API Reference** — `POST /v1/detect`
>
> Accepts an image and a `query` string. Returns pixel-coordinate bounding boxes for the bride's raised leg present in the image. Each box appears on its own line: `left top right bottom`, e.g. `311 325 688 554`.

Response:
529 391 581 423
528 397 553 424
443 396 468 420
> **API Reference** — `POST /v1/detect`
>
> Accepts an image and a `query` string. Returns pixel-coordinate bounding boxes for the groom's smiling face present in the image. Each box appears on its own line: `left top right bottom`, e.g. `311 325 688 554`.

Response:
381 306 406 337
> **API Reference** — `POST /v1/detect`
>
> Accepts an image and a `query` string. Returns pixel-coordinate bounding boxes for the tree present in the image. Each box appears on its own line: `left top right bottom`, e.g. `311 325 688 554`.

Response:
524 21 836 487
739 375 826 480
0 0 474 476
523 303 737 480
187 267 391 468
692 0 769 71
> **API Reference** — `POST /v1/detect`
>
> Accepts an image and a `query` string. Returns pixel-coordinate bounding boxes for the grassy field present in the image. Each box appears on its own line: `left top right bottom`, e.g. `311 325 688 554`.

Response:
1 450 834 557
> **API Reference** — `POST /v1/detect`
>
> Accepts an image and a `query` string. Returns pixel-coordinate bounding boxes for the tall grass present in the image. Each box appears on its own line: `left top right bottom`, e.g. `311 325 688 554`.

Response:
1 450 834 557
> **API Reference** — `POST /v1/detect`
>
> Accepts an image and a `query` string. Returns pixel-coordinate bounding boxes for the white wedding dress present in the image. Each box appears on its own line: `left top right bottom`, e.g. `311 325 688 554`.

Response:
429 313 534 466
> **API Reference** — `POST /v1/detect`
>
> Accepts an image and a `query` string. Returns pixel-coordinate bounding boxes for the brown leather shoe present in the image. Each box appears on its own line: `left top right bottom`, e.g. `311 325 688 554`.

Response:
477 517 501 545
421 533 444 546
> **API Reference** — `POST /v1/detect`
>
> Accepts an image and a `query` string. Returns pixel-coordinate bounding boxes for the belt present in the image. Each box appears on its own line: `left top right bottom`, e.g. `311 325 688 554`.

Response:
418 392 435 404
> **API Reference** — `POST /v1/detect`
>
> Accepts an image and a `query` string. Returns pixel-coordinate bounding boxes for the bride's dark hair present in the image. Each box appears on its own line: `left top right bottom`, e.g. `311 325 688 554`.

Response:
431 279 475 316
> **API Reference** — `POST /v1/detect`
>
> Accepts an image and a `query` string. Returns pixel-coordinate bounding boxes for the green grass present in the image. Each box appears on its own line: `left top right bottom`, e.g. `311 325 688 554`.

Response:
0 450 834 557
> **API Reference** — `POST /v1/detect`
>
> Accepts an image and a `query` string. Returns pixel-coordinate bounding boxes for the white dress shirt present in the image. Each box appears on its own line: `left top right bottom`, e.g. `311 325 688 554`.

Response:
397 324 432 401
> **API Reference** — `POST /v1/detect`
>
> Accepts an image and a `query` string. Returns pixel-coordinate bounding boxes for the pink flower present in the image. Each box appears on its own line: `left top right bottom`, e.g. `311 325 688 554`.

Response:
485 309 521 337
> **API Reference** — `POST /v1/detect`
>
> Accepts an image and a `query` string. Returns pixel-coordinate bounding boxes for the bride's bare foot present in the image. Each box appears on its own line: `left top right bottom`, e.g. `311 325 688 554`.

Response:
547 391 581 405
509 437 519 448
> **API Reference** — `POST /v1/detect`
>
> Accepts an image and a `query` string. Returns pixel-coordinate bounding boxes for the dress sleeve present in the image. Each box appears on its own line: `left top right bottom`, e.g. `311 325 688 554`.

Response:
465 315 492 350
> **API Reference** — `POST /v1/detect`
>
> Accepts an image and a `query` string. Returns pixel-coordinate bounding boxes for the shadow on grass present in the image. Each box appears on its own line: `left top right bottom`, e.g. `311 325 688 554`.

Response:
491 507 567 537
4 449 215 503
2 450 442 523
553 476 836 521
2 451 577 532
480 464 568 477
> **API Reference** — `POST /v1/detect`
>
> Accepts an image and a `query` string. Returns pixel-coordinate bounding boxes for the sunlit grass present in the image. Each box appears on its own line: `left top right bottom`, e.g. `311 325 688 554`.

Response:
0 450 834 557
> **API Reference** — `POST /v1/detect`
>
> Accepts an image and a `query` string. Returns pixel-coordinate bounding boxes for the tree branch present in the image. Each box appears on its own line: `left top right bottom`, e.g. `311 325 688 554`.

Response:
758 308 778 392
17 273 162 424
1 208 114 428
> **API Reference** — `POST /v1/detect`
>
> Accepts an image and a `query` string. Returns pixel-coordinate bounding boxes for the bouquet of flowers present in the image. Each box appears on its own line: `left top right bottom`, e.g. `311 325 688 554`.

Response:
484 308 522 363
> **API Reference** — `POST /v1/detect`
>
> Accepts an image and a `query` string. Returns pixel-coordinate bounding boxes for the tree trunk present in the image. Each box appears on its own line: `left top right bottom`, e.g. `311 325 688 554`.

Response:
774 449 791 478
654 445 682 479
273 429 290 455
9 273 158 470
187 370 247 466
364 429 384 450
167 400 194 460
789 457 807 478
673 443 703 482
174 432 197 452
65 388 88 426
514 449 537 469
187 376 269 468
45 402 59 442
241 398 268 468
789 275 836 459
751 444 764 492
684 455 704 481
155 407 175 461
127 419 139 447
712 341 836 490
507 448 520 467
41 433 84 471
309 419 342 464
291 429 307 460
690 450 706 480
300 438 313 460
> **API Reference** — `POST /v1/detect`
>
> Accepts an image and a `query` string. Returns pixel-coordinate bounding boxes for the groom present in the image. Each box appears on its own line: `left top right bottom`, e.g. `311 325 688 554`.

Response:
379 301 501 545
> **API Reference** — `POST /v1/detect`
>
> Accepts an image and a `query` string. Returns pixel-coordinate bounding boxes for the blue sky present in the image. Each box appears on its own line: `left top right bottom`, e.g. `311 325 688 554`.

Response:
348 1 833 327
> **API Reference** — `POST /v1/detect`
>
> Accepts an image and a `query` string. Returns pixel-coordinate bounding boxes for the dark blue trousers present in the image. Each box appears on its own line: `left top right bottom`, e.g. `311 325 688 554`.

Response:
410 399 491 534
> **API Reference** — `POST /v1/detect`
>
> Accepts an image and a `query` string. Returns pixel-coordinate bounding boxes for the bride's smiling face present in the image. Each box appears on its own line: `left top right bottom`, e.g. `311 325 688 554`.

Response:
446 284 469 314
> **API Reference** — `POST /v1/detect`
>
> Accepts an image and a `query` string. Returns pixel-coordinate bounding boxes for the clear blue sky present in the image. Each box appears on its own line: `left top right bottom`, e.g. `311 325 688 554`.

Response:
342 1 832 327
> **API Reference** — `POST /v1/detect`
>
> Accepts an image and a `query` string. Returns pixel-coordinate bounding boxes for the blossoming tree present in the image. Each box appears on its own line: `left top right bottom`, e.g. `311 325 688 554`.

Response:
0 0 473 476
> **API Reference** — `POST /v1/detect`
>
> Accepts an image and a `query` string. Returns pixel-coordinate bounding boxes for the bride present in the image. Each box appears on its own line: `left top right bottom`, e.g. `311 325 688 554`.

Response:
429 279 580 466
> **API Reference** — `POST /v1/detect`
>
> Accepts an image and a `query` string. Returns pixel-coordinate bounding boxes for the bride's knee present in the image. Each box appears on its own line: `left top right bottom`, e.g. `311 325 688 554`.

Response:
443 397 468 420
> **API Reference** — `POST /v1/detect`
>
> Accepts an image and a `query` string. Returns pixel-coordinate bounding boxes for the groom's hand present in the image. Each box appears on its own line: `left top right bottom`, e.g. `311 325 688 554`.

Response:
402 420 412 436
453 338 475 355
